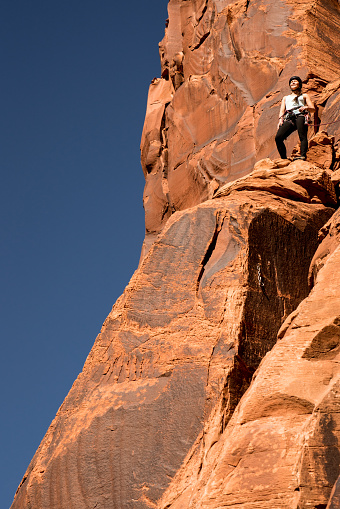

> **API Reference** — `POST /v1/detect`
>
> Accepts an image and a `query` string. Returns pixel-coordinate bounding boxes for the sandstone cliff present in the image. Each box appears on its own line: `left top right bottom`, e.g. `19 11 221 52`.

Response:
12 1 340 508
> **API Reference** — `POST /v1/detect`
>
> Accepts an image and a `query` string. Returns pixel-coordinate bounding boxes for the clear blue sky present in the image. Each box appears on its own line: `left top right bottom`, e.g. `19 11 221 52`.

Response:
1 1 168 506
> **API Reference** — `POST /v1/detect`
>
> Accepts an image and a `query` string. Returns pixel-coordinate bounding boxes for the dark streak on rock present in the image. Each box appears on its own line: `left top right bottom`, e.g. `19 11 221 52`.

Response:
191 32 210 51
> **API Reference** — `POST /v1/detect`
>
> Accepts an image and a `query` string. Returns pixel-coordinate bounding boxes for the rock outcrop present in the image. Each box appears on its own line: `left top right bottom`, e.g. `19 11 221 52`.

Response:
141 0 340 257
12 1 340 508
11 165 335 509
160 229 340 508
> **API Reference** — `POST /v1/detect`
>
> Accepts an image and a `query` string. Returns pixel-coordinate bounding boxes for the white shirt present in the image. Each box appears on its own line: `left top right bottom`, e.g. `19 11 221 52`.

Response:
285 94 305 115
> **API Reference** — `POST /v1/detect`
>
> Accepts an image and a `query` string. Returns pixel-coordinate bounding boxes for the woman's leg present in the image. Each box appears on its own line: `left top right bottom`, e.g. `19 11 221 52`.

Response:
275 120 296 159
296 115 309 158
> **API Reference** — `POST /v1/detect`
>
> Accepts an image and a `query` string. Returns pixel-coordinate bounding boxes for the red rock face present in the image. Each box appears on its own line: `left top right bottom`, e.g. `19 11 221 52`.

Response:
141 0 340 250
160 219 340 509
12 1 340 509
11 181 334 509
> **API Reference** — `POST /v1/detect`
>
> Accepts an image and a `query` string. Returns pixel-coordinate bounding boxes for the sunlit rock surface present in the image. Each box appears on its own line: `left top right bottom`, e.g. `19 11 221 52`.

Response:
12 0 340 508
141 0 340 253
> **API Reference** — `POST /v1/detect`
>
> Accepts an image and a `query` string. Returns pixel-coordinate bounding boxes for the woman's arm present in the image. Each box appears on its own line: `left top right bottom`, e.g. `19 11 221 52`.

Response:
302 93 315 113
278 97 286 128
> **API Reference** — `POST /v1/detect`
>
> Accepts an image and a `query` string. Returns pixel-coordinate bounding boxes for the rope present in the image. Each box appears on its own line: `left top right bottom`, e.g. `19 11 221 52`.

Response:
308 119 340 127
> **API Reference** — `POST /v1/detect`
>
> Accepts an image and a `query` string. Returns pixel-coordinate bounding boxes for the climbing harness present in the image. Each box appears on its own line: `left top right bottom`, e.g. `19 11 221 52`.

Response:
279 108 340 127
279 108 309 126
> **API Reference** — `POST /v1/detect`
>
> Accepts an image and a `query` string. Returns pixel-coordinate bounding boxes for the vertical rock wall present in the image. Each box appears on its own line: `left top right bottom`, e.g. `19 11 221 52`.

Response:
141 0 340 254
160 210 340 509
11 1 340 508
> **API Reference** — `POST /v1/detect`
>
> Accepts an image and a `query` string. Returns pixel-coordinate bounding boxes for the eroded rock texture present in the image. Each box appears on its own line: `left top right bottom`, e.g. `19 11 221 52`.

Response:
11 171 334 509
141 0 340 255
12 1 340 508
159 204 340 509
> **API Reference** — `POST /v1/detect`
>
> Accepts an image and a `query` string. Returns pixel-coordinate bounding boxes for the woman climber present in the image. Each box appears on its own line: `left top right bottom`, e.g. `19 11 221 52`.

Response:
275 76 315 160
